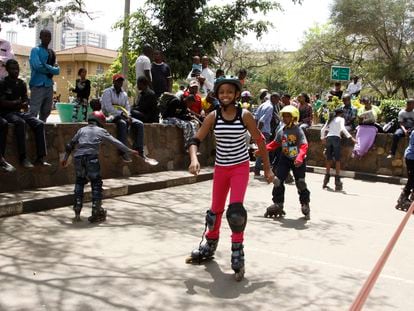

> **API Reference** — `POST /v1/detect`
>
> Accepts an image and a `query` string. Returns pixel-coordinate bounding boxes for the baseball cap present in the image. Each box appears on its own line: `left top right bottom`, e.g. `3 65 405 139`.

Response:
112 73 125 81
189 79 200 87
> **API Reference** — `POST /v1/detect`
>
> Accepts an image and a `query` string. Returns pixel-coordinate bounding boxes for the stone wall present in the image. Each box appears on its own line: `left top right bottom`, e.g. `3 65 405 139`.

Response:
0 123 216 193
1 124 407 193
306 126 407 177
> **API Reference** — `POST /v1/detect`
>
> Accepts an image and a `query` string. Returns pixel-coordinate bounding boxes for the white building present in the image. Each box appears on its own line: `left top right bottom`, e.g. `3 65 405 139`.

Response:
64 30 107 49
35 15 89 51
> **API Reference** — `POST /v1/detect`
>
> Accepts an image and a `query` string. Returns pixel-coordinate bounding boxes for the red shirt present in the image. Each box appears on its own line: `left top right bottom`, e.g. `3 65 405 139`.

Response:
183 91 202 114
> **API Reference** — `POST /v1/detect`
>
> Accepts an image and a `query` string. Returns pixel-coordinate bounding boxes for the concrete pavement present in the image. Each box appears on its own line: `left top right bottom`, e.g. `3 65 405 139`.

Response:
0 172 413 310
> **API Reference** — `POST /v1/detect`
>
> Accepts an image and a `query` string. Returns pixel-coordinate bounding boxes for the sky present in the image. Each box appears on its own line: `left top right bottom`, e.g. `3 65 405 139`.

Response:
1 0 333 52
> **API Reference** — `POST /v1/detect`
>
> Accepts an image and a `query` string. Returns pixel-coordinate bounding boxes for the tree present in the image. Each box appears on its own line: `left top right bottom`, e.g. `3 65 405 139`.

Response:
0 0 90 26
331 0 414 98
116 0 302 82
285 23 366 95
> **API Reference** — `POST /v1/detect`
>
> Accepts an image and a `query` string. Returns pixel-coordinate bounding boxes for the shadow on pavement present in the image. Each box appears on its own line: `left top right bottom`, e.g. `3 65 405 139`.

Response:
184 260 273 299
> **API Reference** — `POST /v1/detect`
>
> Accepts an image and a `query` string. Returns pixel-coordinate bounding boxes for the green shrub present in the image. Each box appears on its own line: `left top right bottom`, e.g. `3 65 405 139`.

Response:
379 99 406 123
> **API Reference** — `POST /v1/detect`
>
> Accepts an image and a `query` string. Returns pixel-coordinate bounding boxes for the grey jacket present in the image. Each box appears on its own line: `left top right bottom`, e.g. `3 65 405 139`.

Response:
69 124 131 157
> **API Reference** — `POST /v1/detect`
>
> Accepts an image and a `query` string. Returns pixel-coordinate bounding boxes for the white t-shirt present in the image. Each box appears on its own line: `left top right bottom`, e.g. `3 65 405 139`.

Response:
135 55 152 81
347 81 362 95
201 67 214 93
321 116 352 139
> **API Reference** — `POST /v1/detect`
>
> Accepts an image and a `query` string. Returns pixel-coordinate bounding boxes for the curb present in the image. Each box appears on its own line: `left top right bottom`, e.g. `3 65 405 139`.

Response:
0 170 214 218
306 165 407 186
0 164 405 218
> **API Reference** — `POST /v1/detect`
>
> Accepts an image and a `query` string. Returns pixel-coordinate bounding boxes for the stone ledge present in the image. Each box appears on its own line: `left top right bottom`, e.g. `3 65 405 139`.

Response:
0 168 215 218
0 122 216 193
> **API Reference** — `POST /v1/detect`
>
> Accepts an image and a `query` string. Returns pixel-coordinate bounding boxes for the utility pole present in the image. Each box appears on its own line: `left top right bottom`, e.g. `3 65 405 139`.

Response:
122 0 130 90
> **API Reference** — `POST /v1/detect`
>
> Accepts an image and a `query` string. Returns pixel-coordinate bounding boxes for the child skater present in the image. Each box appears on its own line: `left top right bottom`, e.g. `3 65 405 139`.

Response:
185 76 274 281
263 105 311 220
321 107 357 190
61 111 139 223
70 68 91 122
395 125 414 211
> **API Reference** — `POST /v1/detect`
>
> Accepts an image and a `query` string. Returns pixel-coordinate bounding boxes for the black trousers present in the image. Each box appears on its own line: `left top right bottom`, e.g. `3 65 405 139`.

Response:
0 112 47 161
404 158 414 195
0 116 8 157
272 155 310 205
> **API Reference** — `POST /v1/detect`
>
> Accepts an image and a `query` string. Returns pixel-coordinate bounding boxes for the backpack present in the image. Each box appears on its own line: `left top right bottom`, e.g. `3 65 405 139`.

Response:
158 92 179 118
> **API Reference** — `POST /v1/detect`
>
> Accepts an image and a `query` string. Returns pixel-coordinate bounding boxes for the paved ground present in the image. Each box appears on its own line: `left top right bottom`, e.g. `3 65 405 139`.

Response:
0 172 413 311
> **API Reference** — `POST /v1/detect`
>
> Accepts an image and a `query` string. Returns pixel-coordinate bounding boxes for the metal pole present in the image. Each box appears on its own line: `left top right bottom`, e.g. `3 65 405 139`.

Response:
121 0 130 90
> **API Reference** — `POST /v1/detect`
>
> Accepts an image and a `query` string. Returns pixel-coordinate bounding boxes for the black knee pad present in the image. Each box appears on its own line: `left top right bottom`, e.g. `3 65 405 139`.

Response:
296 178 307 191
205 209 216 231
226 202 247 233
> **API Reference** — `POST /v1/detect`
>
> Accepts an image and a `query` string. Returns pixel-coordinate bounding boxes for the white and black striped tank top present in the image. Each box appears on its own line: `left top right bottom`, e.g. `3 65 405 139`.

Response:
214 107 250 166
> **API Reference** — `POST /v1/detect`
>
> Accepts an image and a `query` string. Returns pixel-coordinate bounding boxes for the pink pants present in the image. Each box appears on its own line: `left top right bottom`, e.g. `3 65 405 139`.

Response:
206 161 250 243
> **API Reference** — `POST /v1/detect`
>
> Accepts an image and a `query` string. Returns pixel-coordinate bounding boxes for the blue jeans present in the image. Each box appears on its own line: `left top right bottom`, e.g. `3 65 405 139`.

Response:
390 128 409 155
112 116 144 154
254 132 271 174
29 86 54 122
74 154 102 201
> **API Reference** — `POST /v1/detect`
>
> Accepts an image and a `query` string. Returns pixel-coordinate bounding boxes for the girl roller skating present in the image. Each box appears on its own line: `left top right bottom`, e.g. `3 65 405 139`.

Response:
263 105 311 220
185 76 274 281
320 106 357 191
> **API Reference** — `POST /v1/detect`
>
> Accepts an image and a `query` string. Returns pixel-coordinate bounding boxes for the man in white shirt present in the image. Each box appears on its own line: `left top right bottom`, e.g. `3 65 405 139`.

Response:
200 56 214 94
346 76 362 97
135 44 153 86
101 74 145 163
0 23 15 80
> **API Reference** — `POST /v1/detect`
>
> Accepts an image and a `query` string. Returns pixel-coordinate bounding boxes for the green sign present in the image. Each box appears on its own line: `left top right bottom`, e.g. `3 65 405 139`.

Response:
331 66 350 81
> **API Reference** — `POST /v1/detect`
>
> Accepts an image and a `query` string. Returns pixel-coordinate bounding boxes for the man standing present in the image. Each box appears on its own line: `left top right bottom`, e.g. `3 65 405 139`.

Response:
29 29 60 122
347 76 362 97
0 23 14 81
329 82 343 99
135 44 153 87
254 96 273 178
200 56 214 94
151 50 172 98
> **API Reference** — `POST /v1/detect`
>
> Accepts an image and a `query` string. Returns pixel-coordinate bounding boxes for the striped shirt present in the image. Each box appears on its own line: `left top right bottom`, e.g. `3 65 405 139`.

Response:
214 107 250 166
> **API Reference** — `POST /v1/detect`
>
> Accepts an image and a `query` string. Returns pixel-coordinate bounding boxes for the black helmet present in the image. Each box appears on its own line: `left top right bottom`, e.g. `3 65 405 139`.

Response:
214 76 242 97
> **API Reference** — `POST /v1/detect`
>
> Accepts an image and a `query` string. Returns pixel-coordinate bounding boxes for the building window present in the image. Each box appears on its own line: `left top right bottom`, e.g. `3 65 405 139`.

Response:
66 64 72 76
96 64 104 75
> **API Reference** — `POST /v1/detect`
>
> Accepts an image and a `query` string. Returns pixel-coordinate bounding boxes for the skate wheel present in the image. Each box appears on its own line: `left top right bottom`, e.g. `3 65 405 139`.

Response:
264 211 269 218
185 256 193 264
72 216 82 223
234 268 245 282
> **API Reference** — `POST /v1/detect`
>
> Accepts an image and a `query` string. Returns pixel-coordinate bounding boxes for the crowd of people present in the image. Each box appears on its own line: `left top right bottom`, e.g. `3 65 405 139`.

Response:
2 25 414 281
